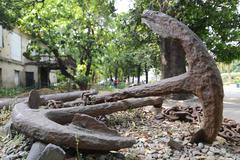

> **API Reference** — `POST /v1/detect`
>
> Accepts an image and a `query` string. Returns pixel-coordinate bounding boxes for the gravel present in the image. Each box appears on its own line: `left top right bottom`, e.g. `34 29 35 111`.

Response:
1 134 33 160
1 106 240 160
105 107 240 160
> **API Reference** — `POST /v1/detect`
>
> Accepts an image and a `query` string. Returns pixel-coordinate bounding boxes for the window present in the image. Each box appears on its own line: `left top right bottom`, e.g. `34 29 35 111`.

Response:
0 25 3 48
10 32 22 61
14 70 20 86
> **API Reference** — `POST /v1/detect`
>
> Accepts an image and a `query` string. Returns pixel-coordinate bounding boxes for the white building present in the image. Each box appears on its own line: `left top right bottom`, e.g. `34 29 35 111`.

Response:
0 26 57 88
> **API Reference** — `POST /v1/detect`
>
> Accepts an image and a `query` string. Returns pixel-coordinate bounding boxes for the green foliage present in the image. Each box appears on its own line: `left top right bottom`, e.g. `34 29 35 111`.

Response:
1 0 239 87
101 0 239 82
0 87 26 98
117 82 126 89
92 84 115 92
5 0 116 88
100 12 161 82
55 71 77 91
0 0 32 29
133 0 240 63
234 75 240 83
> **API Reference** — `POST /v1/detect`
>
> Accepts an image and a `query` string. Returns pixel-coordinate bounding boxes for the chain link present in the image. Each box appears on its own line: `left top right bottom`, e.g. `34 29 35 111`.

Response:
163 105 240 142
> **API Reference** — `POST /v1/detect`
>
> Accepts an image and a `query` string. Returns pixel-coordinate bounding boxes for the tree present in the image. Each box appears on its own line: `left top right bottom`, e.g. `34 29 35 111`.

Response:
2 0 116 89
131 0 240 71
124 0 239 98
2 0 239 89
109 12 160 84
133 0 240 62
0 0 34 29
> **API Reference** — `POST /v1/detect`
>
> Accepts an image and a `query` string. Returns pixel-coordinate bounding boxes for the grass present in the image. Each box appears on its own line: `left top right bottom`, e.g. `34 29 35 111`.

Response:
0 86 66 98
0 87 27 98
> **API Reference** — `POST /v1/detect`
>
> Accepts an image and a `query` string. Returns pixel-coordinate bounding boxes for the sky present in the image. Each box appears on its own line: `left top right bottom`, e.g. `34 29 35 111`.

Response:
114 0 134 13
115 0 240 13
238 0 240 13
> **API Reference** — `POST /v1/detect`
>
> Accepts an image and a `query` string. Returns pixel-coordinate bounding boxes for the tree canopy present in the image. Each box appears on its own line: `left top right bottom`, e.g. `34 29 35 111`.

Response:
0 0 239 88
3 0 116 88
130 0 240 63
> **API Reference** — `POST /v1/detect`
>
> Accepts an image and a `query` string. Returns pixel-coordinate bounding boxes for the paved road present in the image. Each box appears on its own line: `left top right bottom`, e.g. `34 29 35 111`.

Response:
223 84 240 122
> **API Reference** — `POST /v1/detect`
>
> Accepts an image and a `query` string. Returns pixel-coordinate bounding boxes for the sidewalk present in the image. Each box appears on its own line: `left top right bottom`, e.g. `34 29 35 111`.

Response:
223 84 240 122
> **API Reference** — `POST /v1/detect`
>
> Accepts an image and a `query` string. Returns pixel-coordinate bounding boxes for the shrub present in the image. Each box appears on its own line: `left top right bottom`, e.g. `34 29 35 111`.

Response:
0 87 26 97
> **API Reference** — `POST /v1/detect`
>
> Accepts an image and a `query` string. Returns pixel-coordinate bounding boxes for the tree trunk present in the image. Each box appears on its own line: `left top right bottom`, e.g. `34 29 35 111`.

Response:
132 76 134 83
114 67 118 81
52 48 76 81
145 63 148 84
85 54 92 77
137 65 141 84
127 75 130 84
159 38 191 100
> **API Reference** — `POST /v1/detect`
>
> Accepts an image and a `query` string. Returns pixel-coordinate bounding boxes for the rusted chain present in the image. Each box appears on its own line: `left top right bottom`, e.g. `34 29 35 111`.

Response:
163 105 240 142
163 106 203 123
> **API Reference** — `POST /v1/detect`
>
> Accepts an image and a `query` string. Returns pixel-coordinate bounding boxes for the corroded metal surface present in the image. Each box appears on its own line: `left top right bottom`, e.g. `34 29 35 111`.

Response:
12 96 162 151
89 10 223 143
163 105 240 142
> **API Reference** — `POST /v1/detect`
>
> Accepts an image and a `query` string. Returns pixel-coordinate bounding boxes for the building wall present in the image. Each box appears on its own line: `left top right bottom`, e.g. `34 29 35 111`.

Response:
24 65 39 85
0 27 14 59
0 26 39 88
49 70 58 84
0 61 24 87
